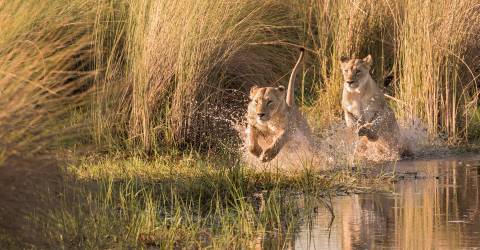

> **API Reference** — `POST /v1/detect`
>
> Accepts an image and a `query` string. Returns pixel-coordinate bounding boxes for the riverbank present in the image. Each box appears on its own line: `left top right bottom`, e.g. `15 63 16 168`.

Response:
0 152 394 248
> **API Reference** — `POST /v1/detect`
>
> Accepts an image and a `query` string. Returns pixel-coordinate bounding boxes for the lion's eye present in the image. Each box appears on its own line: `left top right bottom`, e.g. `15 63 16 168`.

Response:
356 71 361 75
267 100 273 106
254 100 258 104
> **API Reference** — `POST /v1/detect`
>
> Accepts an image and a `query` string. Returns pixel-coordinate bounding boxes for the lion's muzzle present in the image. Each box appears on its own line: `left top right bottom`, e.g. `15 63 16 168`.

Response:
257 112 269 122
346 80 359 88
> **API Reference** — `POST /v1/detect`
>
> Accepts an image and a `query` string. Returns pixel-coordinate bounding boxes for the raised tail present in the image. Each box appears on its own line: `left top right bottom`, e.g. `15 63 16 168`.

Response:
286 48 305 107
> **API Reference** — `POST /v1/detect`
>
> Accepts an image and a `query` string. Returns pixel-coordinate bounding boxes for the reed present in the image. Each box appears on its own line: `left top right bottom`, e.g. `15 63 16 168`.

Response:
305 0 480 141
92 0 304 152
2 0 479 157
392 0 480 142
0 1 95 158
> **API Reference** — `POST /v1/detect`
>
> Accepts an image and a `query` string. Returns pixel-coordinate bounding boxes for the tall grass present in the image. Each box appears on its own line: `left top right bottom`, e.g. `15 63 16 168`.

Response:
303 0 395 127
2 0 478 157
0 1 95 158
305 0 480 142
93 0 304 152
393 0 480 141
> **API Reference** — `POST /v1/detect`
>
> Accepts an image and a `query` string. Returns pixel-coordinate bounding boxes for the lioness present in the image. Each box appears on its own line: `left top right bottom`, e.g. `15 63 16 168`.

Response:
340 55 407 160
246 49 311 162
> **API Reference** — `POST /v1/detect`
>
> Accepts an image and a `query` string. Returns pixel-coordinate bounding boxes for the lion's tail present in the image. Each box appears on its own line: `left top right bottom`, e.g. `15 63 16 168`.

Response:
286 48 304 107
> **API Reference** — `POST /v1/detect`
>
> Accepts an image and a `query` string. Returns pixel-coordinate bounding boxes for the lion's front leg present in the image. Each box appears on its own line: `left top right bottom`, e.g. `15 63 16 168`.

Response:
344 111 357 128
260 130 287 162
357 122 379 141
247 124 262 157
356 111 380 141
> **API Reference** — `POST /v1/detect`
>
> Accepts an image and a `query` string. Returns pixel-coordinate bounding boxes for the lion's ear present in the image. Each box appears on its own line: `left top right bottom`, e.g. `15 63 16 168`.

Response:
249 85 259 99
276 85 285 92
363 54 372 68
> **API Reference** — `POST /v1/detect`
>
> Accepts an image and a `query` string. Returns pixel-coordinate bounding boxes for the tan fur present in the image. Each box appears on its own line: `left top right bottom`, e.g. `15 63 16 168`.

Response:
340 55 407 160
246 49 311 162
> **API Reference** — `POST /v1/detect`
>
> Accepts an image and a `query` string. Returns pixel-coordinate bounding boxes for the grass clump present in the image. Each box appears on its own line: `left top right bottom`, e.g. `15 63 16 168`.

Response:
393 0 480 142
9 154 378 249
93 0 304 152
0 1 95 158
15 157 343 249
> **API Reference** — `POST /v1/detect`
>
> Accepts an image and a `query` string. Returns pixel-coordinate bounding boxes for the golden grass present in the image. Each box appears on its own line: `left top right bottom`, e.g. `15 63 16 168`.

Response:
1 0 479 157
393 0 480 142
0 1 95 157
305 0 480 143
303 0 395 127
92 0 304 152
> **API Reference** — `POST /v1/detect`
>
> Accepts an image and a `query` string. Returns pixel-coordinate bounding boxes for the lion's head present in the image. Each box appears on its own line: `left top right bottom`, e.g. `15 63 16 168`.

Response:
248 85 287 124
340 55 372 90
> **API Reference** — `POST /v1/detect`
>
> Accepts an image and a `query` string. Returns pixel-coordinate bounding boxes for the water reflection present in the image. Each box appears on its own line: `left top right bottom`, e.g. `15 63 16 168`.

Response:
295 155 480 249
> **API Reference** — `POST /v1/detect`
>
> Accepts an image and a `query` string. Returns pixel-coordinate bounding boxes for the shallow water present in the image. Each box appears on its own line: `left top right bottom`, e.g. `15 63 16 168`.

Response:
295 154 480 249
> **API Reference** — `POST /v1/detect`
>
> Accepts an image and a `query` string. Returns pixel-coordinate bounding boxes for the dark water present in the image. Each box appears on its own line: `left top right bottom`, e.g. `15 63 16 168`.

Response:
295 154 480 250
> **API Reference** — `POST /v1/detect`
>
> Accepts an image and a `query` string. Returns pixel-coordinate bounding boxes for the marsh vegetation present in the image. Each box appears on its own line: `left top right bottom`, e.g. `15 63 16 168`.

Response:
1 0 480 248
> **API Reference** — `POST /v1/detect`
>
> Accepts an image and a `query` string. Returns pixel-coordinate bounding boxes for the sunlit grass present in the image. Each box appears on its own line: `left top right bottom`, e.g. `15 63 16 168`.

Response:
16 154 383 248
0 0 479 248
0 1 95 158
302 0 479 142
92 0 303 152
1 0 479 157
394 0 480 142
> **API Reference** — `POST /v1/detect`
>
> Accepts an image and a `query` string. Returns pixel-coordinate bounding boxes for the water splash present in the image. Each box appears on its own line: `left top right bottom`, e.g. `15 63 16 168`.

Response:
237 123 334 174
197 100 445 171
235 116 445 171
398 117 446 157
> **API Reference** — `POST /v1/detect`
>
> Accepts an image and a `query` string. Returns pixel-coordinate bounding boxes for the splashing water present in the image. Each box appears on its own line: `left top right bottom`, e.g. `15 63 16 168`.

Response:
197 98 444 171
234 116 444 172
236 123 334 174
398 117 446 156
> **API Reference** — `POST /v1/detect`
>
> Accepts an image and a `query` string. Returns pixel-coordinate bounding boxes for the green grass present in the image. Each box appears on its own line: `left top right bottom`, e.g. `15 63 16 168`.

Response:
1 154 390 248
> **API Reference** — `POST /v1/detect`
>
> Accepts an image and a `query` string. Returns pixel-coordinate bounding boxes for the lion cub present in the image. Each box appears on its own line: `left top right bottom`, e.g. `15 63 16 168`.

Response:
340 55 407 160
246 49 311 162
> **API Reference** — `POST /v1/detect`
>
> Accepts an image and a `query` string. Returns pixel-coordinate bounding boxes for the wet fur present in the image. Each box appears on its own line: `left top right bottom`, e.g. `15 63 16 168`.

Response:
340 55 409 160
246 49 310 162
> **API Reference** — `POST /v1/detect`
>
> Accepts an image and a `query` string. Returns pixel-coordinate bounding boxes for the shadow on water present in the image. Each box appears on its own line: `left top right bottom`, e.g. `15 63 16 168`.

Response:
291 154 480 249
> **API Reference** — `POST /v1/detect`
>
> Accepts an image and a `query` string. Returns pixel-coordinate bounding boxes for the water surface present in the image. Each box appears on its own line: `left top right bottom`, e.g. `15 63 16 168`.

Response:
295 154 480 249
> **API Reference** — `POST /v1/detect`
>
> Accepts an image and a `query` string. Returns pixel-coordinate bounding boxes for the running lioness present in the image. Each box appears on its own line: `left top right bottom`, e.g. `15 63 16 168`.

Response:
246 49 312 162
340 55 408 160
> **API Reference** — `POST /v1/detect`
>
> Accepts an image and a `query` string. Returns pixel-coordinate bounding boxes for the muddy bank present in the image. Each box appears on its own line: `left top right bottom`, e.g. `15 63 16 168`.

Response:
0 157 64 248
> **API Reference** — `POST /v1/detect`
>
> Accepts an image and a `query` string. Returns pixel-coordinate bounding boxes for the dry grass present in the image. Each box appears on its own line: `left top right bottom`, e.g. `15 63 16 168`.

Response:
92 0 304 152
2 0 478 157
302 0 395 128
393 0 480 142
304 0 480 142
0 1 95 158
